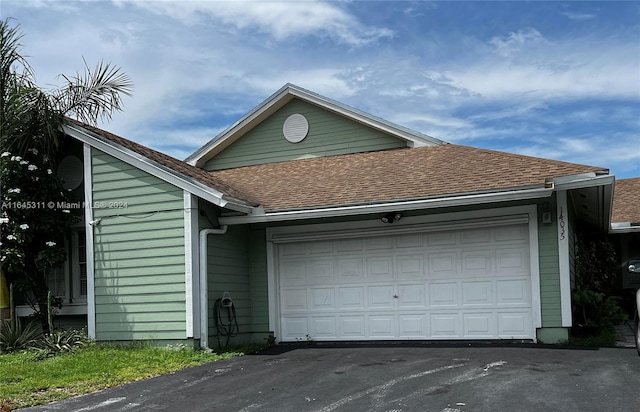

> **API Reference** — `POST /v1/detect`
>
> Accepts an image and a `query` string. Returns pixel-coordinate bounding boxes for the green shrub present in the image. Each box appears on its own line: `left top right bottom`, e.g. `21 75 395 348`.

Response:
0 318 42 353
35 328 92 357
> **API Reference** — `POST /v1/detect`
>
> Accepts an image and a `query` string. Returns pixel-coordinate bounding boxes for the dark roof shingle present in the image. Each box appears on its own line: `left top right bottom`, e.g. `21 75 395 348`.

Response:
67 120 259 205
210 144 607 212
612 177 640 224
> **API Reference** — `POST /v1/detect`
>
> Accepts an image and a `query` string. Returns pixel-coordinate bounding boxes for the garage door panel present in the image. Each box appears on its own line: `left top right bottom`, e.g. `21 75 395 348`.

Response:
463 312 494 337
306 259 334 284
495 224 528 242
338 286 365 310
309 240 334 254
397 284 426 307
368 285 395 309
338 238 363 252
429 283 459 307
462 249 493 274
399 314 427 337
428 252 458 276
397 254 424 280
496 249 528 274
365 237 392 250
396 233 424 248
278 223 533 341
498 312 532 338
281 289 307 312
460 228 491 244
310 288 335 310
462 281 493 306
280 260 306 285
280 243 306 257
431 313 460 338
496 280 530 306
367 256 393 282
339 316 366 338
282 317 308 338
369 315 395 337
427 231 457 246
311 317 336 338
337 258 364 282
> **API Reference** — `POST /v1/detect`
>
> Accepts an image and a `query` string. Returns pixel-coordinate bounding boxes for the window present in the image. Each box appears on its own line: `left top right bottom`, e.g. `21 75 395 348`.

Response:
45 229 87 304
73 230 87 302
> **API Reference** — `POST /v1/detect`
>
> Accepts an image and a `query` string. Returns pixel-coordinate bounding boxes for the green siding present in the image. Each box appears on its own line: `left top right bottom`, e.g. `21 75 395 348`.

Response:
206 224 252 347
203 99 406 170
91 149 187 341
248 228 269 338
537 198 562 328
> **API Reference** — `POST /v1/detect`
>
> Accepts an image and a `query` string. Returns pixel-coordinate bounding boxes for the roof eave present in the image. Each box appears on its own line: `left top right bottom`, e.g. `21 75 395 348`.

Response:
610 223 640 234
63 123 255 214
220 185 555 225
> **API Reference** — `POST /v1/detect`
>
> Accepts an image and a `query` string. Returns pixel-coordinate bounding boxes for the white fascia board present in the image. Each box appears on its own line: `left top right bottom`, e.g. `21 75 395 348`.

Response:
186 83 444 166
186 86 294 166
63 124 254 214
610 223 640 233
553 173 614 190
220 186 553 225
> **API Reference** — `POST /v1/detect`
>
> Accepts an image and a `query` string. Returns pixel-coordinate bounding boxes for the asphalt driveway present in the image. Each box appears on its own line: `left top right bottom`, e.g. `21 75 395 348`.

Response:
22 343 640 412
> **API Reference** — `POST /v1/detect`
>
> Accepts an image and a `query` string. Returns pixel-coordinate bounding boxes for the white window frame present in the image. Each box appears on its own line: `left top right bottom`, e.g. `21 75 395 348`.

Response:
70 229 87 304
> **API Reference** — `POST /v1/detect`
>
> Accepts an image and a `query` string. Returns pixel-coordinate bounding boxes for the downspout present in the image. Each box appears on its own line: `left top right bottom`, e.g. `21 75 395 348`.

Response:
199 226 228 350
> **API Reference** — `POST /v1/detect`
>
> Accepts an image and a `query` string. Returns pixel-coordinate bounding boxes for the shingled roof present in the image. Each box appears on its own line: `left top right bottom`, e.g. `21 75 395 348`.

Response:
209 144 607 212
65 120 259 206
612 177 640 224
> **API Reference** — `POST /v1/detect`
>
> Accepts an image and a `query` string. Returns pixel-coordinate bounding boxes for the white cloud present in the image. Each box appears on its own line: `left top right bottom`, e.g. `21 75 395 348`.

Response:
562 11 596 21
118 0 393 46
447 29 639 101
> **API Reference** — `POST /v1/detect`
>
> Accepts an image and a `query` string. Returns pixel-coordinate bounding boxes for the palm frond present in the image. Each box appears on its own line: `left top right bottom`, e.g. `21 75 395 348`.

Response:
55 58 133 125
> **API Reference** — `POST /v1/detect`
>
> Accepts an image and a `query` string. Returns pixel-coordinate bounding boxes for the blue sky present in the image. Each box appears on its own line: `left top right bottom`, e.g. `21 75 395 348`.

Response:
3 1 639 178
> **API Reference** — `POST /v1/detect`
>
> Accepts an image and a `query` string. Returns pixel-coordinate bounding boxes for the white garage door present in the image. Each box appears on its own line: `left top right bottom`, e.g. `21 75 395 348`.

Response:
277 223 533 341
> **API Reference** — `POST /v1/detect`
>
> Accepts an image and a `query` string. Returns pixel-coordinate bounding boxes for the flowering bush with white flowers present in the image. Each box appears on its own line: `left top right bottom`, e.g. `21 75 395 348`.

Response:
0 148 77 315
0 19 131 326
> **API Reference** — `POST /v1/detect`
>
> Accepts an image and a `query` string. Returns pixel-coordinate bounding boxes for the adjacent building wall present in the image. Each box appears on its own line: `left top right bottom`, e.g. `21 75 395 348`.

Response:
91 149 187 341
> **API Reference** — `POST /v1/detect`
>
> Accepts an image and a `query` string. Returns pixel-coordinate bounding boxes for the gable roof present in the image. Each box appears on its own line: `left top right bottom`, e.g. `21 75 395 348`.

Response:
63 120 259 212
611 177 640 227
210 144 608 217
185 83 445 167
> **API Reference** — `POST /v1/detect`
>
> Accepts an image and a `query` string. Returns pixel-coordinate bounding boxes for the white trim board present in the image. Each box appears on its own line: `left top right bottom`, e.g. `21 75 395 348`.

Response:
83 144 96 339
556 191 572 327
184 192 200 338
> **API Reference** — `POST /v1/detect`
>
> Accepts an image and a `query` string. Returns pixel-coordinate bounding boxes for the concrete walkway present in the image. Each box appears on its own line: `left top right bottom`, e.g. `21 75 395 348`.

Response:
615 321 636 348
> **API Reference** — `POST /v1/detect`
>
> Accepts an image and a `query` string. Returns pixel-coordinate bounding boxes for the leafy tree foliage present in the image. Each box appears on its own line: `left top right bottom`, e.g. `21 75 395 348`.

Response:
0 18 132 325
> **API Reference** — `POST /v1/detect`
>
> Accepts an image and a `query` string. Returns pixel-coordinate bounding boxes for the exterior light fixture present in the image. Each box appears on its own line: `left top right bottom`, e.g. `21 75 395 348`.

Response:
381 212 402 224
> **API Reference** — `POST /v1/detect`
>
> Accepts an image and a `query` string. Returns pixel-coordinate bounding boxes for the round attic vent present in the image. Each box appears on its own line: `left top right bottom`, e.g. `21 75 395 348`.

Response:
57 155 83 191
283 113 309 143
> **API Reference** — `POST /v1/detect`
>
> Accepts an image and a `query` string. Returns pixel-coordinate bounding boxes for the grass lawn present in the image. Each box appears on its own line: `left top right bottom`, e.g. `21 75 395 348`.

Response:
0 344 255 410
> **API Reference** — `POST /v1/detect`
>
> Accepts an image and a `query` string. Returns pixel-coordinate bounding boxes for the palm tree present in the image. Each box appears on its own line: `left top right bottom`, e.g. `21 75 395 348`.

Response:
0 18 133 326
0 18 133 157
